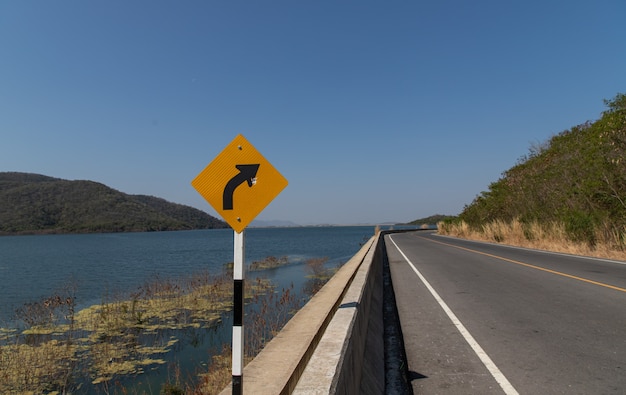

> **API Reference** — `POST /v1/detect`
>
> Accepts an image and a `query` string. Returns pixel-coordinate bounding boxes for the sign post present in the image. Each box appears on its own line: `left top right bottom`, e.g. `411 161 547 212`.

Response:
232 230 244 393
192 134 288 394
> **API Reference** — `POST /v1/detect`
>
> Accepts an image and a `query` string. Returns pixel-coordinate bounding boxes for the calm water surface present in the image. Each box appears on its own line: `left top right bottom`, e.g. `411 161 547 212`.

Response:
0 225 413 392
0 226 378 324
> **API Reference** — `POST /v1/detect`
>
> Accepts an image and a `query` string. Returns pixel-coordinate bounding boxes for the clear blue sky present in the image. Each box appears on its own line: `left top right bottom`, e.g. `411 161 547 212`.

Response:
2 1 625 225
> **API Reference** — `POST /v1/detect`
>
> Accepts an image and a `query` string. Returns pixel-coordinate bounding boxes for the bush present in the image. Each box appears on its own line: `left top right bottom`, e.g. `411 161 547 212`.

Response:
564 211 597 246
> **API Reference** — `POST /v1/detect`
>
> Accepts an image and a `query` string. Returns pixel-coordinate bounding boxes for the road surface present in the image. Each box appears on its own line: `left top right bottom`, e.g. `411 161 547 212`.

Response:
386 231 626 394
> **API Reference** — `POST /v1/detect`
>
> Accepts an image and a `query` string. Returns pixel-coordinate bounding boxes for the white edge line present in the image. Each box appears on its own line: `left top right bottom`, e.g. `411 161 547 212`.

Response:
388 235 519 395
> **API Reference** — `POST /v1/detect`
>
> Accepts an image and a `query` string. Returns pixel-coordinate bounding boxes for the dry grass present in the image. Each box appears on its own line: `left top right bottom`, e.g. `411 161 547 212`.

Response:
186 259 337 395
438 219 626 261
0 270 274 394
0 339 76 393
194 345 235 395
0 264 327 393
249 255 289 271
1 251 343 393
159 281 309 395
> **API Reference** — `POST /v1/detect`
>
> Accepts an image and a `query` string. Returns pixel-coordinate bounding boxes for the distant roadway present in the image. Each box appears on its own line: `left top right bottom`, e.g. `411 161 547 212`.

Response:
386 231 626 394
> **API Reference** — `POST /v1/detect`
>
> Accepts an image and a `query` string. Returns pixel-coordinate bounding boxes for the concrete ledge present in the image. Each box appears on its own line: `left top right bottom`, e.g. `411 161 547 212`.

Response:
219 235 377 395
293 234 384 394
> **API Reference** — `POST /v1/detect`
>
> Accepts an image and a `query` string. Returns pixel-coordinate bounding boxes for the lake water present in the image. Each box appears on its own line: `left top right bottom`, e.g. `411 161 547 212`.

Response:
0 226 381 325
0 225 414 392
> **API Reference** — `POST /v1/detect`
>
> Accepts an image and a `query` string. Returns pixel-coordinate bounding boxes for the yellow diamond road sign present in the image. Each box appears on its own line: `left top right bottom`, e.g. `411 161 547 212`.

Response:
191 134 288 233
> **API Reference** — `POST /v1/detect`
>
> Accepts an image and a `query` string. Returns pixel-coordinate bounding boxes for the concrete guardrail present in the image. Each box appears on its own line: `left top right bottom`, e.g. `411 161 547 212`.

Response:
219 232 383 394
219 228 423 394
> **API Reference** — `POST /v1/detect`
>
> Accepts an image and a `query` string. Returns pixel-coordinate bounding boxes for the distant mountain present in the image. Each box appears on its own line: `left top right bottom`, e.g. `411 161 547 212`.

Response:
0 172 228 235
406 214 455 226
250 219 300 228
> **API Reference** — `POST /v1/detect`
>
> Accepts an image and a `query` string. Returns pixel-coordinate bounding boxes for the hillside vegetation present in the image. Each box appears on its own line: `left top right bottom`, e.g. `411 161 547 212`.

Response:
440 93 626 258
407 214 455 226
0 172 227 235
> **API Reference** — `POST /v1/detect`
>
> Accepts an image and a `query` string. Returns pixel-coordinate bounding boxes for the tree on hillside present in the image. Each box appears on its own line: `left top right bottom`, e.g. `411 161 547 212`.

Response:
459 93 626 245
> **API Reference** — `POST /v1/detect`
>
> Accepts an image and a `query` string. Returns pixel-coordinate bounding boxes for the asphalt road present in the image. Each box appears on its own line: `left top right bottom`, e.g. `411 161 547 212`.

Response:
385 231 626 395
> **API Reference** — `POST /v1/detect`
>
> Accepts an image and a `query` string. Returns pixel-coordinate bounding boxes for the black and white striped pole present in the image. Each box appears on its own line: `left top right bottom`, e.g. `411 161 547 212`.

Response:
191 134 288 395
232 230 245 394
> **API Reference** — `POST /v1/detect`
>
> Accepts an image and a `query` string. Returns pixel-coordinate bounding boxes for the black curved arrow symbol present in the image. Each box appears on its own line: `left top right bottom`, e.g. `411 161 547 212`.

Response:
223 164 260 210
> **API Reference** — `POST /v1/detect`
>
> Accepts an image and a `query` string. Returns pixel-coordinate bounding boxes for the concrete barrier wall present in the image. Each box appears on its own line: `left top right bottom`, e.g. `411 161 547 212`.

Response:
293 230 416 394
293 233 384 394
219 235 378 395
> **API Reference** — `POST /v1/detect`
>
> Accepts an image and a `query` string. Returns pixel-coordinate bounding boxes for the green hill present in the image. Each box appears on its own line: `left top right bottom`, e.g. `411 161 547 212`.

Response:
456 93 626 246
406 214 455 226
0 172 228 235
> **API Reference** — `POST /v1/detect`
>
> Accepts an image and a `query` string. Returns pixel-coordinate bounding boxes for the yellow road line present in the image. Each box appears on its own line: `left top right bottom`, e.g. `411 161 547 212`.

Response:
421 236 626 294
